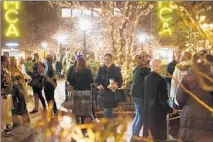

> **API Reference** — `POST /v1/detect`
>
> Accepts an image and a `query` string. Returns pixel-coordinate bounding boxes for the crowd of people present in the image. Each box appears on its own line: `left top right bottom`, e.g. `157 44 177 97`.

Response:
130 50 213 142
1 49 213 142
1 53 58 137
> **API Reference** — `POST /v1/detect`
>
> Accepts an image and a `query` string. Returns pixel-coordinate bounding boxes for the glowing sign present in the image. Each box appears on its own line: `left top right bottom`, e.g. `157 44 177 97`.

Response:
159 2 173 35
3 1 20 37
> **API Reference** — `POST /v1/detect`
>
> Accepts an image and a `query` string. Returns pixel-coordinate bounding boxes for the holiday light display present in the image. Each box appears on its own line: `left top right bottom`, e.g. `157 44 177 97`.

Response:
3 1 20 37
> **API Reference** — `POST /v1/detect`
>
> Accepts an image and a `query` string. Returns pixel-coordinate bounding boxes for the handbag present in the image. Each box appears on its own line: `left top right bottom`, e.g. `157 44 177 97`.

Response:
115 89 126 103
97 91 118 108
72 90 92 116
61 91 73 110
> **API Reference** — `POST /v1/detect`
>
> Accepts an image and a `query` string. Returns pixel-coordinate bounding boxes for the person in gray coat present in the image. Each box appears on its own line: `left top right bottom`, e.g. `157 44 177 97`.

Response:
176 53 213 142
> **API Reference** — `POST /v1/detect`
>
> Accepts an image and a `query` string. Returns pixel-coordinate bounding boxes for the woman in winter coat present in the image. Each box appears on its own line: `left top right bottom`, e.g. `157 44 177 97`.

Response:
170 51 192 107
69 56 94 124
176 53 213 142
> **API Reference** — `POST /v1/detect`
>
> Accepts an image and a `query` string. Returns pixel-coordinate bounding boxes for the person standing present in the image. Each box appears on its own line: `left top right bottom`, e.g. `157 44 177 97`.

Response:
1 55 13 137
69 56 94 124
29 53 46 114
176 53 213 142
170 52 192 107
95 53 123 119
24 56 34 75
130 50 151 138
43 55 58 115
10 56 30 126
56 60 63 78
166 50 181 106
143 59 177 141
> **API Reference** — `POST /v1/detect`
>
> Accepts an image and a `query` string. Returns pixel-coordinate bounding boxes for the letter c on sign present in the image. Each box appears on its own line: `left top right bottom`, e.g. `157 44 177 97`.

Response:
5 9 18 24
159 7 172 22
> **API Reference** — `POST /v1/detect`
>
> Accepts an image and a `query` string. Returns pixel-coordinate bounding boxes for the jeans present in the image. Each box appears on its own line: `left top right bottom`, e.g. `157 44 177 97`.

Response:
103 108 114 119
132 97 143 136
169 97 174 108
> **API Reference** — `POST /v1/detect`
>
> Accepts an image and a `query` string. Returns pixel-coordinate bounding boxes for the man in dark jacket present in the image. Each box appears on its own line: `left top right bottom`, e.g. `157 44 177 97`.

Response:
143 59 176 140
95 53 123 119
130 50 150 137
166 50 180 85
43 55 58 115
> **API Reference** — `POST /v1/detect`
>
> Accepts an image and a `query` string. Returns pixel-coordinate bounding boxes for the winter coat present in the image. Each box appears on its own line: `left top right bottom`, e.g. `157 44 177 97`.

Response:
166 60 178 85
176 67 213 142
170 61 191 99
70 68 94 90
130 66 150 99
67 64 76 85
95 64 123 108
95 64 123 90
43 61 56 89
143 71 173 140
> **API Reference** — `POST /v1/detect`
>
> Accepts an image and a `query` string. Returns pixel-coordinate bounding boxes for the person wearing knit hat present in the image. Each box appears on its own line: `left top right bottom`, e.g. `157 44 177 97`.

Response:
130 50 151 139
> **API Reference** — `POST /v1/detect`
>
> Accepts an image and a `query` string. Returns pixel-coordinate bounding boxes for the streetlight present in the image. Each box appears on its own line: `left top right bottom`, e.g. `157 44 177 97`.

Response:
138 33 147 49
53 33 68 61
79 19 91 56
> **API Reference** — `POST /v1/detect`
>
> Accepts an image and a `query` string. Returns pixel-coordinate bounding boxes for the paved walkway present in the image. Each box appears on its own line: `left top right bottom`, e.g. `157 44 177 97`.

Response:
1 79 136 142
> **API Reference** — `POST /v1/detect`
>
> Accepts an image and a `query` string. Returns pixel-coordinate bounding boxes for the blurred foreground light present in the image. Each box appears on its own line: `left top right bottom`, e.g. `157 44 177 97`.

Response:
209 24 213 29
200 15 206 22
201 23 209 29
79 19 92 31
5 42 19 47
59 116 73 129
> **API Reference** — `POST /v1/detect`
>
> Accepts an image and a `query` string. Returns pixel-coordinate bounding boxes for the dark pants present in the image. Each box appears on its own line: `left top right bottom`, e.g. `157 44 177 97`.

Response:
12 85 28 116
32 87 46 108
44 83 57 114
75 116 85 124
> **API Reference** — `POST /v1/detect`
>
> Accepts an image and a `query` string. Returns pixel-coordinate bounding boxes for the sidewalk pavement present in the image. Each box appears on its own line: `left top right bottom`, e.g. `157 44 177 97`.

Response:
1 79 135 142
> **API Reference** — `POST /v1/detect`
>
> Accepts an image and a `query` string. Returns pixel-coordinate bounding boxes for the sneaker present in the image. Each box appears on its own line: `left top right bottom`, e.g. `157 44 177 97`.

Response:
2 128 13 137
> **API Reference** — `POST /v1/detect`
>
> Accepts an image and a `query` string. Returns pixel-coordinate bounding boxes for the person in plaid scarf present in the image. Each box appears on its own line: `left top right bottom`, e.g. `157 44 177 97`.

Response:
1 55 13 137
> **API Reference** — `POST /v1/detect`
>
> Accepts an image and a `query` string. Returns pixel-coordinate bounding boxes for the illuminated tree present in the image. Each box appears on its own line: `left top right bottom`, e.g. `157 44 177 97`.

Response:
50 1 153 84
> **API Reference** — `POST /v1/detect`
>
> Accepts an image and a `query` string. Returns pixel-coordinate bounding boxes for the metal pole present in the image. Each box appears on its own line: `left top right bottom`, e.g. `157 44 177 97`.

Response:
83 31 86 56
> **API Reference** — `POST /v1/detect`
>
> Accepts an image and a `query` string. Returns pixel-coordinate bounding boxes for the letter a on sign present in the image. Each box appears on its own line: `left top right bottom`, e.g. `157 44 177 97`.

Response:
6 24 19 37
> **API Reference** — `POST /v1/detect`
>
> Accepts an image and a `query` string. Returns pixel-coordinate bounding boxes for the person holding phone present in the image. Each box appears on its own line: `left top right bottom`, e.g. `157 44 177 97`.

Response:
96 53 123 119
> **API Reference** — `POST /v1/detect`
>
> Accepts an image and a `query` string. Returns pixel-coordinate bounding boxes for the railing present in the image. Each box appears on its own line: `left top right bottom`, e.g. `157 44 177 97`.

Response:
65 82 135 112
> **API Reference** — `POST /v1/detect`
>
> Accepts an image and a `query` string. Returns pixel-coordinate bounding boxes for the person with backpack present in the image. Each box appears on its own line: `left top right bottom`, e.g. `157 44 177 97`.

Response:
28 53 46 114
